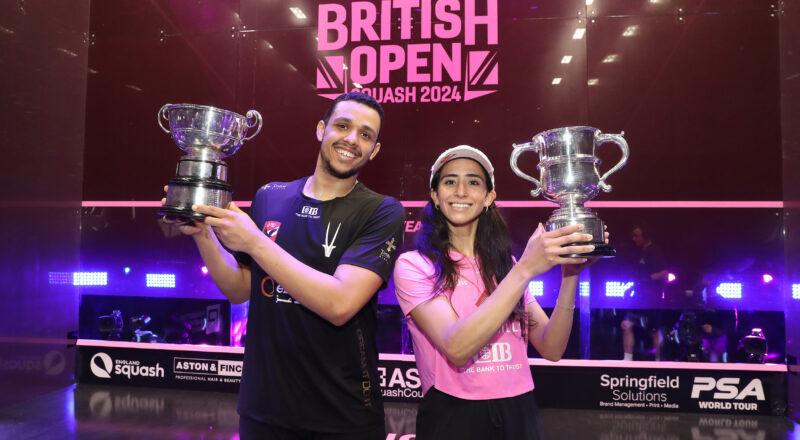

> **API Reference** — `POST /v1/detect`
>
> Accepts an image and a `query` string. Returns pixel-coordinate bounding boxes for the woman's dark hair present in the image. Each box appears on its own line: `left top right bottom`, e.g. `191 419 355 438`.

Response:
416 163 528 338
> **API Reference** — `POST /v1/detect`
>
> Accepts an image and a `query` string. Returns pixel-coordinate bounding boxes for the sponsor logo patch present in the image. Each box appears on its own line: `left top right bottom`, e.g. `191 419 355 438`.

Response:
379 237 398 263
263 221 281 241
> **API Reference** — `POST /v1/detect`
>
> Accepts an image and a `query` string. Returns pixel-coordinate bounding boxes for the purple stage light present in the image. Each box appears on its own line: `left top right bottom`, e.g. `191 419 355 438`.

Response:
527 280 544 297
232 318 247 347
201 266 209 275
793 284 800 300
579 281 590 297
605 281 634 297
146 273 176 288
73 272 108 286
48 272 73 285
124 267 131 275
667 273 676 283
762 274 773 284
715 282 742 299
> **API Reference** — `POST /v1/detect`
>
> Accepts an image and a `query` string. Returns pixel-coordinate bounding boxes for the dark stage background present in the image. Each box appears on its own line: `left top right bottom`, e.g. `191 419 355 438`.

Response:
1 0 799 421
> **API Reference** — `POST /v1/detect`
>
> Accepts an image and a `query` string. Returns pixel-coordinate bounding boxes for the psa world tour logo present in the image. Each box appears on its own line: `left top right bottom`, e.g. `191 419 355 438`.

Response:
317 0 499 103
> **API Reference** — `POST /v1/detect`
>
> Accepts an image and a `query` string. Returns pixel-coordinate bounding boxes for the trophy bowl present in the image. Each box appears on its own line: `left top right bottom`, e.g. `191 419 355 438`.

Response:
540 158 602 202
158 103 262 221
511 126 629 258
160 103 257 157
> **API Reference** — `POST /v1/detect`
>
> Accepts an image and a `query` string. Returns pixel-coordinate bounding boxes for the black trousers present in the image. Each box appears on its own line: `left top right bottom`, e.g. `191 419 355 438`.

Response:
415 387 546 440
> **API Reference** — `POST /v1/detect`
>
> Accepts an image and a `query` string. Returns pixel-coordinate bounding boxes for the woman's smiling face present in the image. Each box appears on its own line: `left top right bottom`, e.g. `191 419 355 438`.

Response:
431 158 496 228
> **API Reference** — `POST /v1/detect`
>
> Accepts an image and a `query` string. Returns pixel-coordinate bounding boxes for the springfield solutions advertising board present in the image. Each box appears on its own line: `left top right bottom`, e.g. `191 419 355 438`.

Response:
523 360 786 416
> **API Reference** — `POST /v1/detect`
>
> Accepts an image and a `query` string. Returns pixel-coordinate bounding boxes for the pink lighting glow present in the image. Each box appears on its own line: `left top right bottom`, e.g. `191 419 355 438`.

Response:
762 274 774 283
79 200 785 209
667 273 676 283
201 266 209 275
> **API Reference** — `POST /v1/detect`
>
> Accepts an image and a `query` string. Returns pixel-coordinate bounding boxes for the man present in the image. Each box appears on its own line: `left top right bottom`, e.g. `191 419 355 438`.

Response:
164 92 405 439
621 224 668 361
631 225 668 294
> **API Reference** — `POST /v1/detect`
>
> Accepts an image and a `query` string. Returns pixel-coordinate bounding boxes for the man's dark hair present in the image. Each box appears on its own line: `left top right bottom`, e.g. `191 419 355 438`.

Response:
633 223 652 241
322 92 385 138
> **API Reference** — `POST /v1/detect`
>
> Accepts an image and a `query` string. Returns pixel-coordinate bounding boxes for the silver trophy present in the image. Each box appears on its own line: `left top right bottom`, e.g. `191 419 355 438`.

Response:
158 103 262 221
510 126 628 257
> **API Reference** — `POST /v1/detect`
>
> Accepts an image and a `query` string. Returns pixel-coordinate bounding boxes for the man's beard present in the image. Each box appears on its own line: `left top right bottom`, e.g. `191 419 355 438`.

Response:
320 147 364 179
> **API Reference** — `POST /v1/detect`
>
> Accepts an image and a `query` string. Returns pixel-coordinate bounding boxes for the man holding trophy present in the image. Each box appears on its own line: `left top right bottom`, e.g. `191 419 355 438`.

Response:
161 92 404 439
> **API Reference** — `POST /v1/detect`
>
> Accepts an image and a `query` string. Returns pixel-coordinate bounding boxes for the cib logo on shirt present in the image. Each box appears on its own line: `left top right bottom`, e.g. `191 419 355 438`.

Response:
302 206 318 215
296 205 320 219
473 342 512 363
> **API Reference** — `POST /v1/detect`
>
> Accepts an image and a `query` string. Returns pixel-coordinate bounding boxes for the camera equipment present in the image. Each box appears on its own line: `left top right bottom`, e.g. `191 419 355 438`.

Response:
130 315 151 331
129 314 160 343
96 310 123 340
737 328 767 363
670 311 704 362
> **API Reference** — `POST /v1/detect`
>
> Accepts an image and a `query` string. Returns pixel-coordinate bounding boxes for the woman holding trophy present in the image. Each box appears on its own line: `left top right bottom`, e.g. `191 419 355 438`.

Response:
393 145 608 439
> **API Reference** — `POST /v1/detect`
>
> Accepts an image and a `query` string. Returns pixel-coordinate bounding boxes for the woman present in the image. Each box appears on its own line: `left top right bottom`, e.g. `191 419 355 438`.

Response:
393 145 605 439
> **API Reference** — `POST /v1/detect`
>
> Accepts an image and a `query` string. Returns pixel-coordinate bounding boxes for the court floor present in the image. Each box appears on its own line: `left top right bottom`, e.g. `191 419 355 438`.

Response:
0 383 797 439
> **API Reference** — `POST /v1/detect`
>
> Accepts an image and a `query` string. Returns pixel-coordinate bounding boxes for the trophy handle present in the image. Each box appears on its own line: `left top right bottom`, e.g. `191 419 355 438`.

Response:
157 104 171 133
243 110 263 141
510 139 543 197
595 131 629 192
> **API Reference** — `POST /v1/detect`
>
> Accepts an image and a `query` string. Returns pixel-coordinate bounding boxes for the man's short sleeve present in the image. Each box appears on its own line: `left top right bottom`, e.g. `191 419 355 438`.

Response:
393 252 440 317
338 197 405 283
233 186 267 267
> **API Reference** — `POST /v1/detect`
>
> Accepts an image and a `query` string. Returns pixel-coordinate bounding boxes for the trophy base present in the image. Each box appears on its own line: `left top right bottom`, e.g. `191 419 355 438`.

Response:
158 206 207 223
160 176 233 223
559 242 616 258
547 207 615 258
